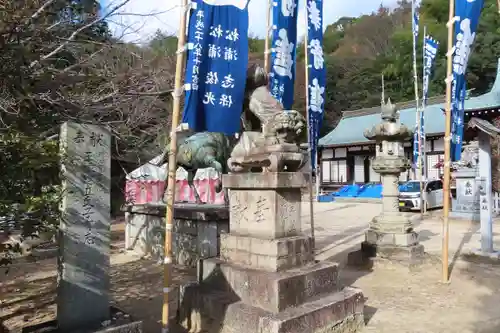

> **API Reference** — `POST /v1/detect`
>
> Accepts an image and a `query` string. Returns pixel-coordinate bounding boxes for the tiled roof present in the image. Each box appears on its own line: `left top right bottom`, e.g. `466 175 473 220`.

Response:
319 58 500 147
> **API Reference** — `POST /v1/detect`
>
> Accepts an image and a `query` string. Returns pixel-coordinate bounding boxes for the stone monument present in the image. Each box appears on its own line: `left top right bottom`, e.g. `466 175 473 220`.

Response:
450 141 480 221
348 99 424 267
26 122 142 332
464 117 500 258
177 66 365 333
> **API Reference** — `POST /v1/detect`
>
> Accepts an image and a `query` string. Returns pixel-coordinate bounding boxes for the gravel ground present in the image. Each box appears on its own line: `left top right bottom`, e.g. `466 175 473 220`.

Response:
2 202 500 332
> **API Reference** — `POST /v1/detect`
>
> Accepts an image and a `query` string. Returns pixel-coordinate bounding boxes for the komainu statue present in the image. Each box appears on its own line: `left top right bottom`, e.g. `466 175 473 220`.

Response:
228 64 307 172
158 64 307 204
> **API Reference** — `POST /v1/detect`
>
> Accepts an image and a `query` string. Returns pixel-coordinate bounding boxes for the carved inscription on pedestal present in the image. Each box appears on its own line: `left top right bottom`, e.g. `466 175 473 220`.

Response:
230 193 249 227
254 196 269 223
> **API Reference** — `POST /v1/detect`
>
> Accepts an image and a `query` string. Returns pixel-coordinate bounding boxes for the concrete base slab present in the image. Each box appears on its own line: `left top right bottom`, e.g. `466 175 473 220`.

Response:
179 286 365 333
22 320 142 333
347 241 425 269
462 249 500 265
22 307 143 333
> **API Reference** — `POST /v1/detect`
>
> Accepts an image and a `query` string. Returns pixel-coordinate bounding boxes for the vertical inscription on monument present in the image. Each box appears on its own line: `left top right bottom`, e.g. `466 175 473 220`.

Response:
58 122 111 331
464 181 473 196
254 196 269 223
230 192 249 225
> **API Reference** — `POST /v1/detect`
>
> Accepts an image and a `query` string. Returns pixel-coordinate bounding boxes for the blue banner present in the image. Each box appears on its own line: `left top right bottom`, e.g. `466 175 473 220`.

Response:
412 2 419 37
423 36 439 105
306 0 325 171
270 0 298 109
413 35 439 169
411 0 420 169
182 0 249 135
450 0 484 161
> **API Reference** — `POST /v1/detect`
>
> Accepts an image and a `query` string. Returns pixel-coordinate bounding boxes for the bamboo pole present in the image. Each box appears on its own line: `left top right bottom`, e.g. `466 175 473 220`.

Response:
411 1 423 220
381 74 385 103
315 151 320 200
264 0 272 74
304 4 315 254
442 0 455 284
162 1 188 331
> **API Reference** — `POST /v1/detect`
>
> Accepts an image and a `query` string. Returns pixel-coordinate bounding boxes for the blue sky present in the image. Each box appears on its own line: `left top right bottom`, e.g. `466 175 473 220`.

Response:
104 0 397 43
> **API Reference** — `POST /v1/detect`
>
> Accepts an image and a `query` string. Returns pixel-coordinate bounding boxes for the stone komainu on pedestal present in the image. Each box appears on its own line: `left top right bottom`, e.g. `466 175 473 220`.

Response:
349 99 425 268
157 64 308 204
176 67 365 333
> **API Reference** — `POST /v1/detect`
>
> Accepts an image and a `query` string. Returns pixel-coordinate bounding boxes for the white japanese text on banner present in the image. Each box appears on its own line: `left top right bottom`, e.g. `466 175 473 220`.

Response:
270 0 298 109
182 0 249 135
306 0 325 171
413 35 439 168
450 0 484 161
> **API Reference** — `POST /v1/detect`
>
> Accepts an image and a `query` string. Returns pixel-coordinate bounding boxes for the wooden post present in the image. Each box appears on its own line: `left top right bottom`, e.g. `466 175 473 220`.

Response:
304 4 315 254
162 0 188 331
442 0 455 284
264 0 272 74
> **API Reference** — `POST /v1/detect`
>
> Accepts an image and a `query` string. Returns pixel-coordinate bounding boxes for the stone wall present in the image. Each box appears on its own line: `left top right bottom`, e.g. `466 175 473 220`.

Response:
124 203 229 267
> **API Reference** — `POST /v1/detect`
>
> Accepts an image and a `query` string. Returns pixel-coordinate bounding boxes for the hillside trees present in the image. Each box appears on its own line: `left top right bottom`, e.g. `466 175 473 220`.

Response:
291 0 499 134
0 0 176 263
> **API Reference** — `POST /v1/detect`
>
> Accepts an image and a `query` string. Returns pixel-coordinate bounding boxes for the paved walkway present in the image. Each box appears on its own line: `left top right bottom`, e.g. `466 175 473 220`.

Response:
301 201 500 263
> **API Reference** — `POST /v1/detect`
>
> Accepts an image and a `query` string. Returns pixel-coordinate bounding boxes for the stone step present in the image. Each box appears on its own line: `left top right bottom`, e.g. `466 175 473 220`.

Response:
200 258 341 313
220 234 314 272
179 285 365 333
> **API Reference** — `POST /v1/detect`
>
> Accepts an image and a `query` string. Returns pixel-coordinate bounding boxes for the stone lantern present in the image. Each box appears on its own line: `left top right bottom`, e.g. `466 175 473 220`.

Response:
350 99 424 267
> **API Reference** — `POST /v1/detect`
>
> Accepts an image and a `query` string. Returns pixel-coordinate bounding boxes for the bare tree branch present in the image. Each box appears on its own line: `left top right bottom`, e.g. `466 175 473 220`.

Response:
30 0 132 68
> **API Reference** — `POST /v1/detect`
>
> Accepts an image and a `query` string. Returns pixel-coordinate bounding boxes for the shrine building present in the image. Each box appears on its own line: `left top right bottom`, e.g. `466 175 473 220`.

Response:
317 58 500 192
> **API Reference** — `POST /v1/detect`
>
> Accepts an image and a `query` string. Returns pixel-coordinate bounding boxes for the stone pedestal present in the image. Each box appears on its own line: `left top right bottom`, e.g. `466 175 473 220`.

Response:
179 173 365 333
124 203 229 267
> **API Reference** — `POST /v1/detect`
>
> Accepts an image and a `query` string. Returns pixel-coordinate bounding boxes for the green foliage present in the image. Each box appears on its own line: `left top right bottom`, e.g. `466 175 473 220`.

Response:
249 0 499 136
249 34 265 54
0 131 61 264
0 0 112 264
149 30 178 55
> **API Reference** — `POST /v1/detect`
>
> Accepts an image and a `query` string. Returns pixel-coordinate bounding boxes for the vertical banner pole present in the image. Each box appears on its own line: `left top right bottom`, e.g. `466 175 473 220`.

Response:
442 0 455 284
412 1 423 219
162 0 188 331
422 25 428 214
315 151 320 200
304 3 316 254
264 0 272 74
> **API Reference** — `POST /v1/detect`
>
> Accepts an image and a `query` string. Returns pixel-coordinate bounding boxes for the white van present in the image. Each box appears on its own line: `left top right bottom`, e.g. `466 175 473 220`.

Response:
398 179 444 211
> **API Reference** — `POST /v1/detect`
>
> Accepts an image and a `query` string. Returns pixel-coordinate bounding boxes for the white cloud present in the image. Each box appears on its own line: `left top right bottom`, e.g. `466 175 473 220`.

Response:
106 0 396 44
